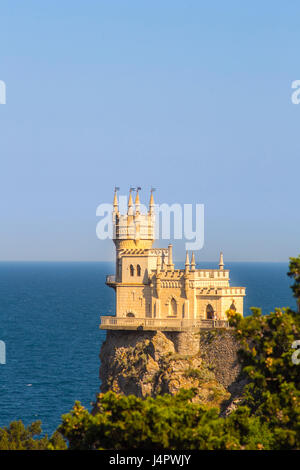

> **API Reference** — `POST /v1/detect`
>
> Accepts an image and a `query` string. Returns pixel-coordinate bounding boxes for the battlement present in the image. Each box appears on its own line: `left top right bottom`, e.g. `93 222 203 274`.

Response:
112 188 155 250
114 212 155 241
156 269 230 279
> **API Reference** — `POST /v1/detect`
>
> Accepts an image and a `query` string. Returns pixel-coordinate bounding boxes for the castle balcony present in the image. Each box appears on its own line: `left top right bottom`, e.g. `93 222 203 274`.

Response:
106 275 116 287
100 316 230 332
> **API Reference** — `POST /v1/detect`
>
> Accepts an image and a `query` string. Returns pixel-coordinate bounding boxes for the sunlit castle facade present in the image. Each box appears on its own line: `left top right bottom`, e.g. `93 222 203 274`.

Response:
100 189 246 331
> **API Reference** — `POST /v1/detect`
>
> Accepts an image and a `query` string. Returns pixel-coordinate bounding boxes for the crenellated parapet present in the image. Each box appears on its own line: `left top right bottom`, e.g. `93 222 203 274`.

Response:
113 188 155 251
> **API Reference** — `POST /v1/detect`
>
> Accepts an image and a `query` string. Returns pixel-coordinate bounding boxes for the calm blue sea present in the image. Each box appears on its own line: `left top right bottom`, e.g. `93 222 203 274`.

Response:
0 261 296 435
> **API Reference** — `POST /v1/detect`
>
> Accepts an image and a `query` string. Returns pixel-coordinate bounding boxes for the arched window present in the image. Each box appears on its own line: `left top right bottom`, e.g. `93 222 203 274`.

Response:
137 264 141 277
230 302 236 311
206 304 214 319
171 298 177 316
126 312 135 317
130 264 134 276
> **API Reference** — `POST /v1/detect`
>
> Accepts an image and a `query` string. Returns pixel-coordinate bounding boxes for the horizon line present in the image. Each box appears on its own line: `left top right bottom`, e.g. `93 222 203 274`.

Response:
0 259 290 264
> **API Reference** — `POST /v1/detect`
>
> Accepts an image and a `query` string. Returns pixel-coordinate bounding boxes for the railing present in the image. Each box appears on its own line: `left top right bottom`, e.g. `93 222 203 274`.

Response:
100 316 229 331
106 275 116 284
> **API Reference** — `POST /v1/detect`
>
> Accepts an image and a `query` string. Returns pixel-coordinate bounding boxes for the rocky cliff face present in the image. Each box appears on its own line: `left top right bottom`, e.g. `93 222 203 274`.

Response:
97 329 246 411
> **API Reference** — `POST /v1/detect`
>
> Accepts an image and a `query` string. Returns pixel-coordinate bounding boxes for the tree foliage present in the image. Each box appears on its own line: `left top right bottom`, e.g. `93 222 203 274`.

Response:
228 306 300 449
288 254 300 312
0 420 66 450
58 391 273 450
227 253 300 449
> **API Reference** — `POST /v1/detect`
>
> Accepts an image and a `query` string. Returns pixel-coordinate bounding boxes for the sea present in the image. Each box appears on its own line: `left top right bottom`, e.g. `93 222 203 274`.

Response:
0 261 296 436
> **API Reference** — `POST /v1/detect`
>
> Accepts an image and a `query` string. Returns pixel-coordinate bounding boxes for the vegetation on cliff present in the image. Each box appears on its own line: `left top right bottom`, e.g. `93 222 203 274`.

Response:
58 391 273 450
0 420 66 450
228 308 300 448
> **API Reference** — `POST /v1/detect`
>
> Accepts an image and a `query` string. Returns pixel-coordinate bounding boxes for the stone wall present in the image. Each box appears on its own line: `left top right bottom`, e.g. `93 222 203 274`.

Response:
165 331 200 355
199 330 243 390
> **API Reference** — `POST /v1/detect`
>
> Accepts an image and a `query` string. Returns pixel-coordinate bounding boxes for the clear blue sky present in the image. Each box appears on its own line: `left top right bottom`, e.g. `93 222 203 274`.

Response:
0 1 299 262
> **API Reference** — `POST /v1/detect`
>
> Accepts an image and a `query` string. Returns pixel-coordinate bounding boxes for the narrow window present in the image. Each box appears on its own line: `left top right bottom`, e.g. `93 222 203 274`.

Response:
206 304 214 319
171 298 177 316
137 264 141 276
130 264 134 276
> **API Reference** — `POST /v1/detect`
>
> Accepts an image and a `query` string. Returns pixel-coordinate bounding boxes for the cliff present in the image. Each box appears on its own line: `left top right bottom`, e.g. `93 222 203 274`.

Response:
96 328 246 412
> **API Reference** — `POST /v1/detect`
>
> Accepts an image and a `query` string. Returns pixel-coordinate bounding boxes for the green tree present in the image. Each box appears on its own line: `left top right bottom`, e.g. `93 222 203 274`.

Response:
58 391 273 450
288 254 300 312
227 294 300 447
0 420 66 450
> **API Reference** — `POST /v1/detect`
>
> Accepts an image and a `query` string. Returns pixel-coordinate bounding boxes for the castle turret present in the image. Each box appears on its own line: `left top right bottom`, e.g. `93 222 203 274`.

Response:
134 187 141 239
113 187 119 215
219 252 224 270
149 188 155 215
112 188 155 251
168 244 174 271
135 187 141 215
190 252 196 271
113 188 120 280
128 188 134 216
185 251 190 274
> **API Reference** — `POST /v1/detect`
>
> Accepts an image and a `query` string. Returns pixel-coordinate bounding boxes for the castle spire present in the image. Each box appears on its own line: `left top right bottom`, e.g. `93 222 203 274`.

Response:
128 188 134 216
135 187 141 215
149 188 155 214
185 251 190 273
219 251 224 270
190 252 196 271
168 244 174 270
113 187 119 214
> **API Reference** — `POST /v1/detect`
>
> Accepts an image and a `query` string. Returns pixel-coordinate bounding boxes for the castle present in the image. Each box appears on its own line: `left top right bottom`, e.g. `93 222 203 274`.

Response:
100 189 246 332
